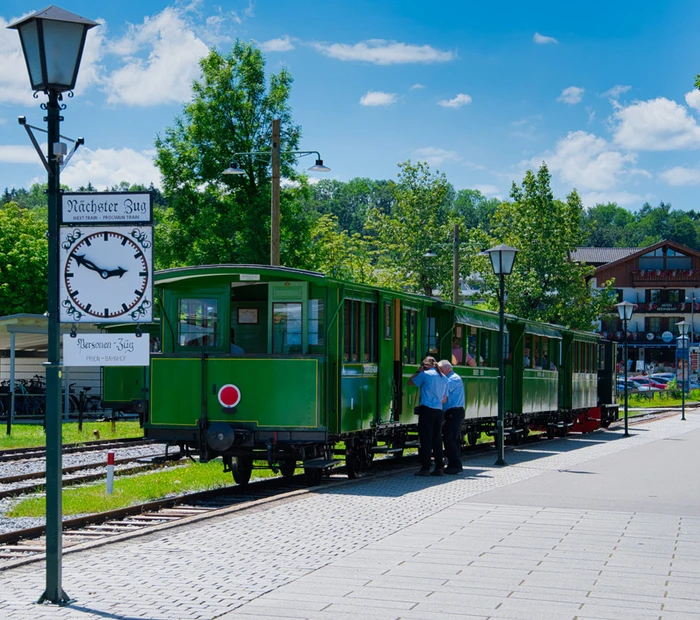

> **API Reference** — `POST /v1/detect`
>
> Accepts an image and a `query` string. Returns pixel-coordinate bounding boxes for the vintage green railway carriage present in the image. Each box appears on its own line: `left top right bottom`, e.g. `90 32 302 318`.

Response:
110 264 615 484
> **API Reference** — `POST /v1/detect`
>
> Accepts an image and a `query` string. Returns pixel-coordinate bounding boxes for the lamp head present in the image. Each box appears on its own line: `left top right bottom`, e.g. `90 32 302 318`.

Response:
308 159 331 173
484 244 519 276
423 249 438 258
677 320 690 337
223 161 245 175
615 300 635 321
8 5 98 93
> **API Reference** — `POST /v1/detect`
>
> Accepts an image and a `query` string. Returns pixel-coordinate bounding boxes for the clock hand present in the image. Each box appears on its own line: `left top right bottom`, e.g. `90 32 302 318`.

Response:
105 267 128 278
74 254 105 275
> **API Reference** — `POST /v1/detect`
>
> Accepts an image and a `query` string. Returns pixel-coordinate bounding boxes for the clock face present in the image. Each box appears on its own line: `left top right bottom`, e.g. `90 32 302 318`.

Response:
59 227 153 323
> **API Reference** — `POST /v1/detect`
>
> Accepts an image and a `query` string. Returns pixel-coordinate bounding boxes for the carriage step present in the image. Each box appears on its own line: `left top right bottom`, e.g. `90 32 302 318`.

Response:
371 446 404 454
302 458 342 470
404 441 420 448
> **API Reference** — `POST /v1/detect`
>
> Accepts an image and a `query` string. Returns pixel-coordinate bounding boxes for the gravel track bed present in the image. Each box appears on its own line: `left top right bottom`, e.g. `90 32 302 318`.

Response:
0 442 176 535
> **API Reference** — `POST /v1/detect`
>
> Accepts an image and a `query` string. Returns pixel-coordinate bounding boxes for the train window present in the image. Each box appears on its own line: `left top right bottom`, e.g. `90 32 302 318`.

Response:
598 344 606 370
308 300 324 346
178 299 218 348
452 328 464 365
479 331 490 366
467 332 477 363
524 335 533 368
364 303 378 362
403 308 418 364
272 302 302 354
343 300 361 362
426 316 438 355
384 302 392 339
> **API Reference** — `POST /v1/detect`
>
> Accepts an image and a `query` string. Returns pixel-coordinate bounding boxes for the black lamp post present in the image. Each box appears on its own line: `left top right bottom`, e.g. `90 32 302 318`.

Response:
484 243 519 466
223 118 330 266
615 300 635 437
9 6 97 606
677 320 690 421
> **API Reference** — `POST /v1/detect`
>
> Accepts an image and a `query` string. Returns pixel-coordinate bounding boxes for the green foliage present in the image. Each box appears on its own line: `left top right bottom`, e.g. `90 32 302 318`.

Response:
154 42 302 267
368 161 454 296
0 202 48 315
306 214 374 282
452 189 501 230
473 163 616 329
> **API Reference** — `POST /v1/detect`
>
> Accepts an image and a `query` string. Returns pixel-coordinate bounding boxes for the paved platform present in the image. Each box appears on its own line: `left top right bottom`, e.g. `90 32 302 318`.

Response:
3 410 700 619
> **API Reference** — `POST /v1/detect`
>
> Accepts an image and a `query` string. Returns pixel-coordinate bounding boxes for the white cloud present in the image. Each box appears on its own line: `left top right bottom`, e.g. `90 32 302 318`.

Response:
260 36 294 52
579 190 646 208
473 184 502 198
602 84 631 100
438 93 472 108
0 16 44 104
685 89 700 113
103 7 209 106
660 165 700 186
359 91 397 106
533 32 558 45
313 39 454 65
413 147 461 166
530 130 639 191
557 86 584 105
59 147 160 189
0 144 40 164
410 83 425 90
612 97 700 150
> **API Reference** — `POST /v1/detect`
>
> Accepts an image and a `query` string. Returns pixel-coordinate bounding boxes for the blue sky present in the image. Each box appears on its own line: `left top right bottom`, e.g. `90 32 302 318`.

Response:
3 1 700 212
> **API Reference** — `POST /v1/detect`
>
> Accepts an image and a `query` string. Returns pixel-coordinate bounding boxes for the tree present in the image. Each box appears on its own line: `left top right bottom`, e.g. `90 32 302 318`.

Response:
472 163 615 330
368 161 454 296
0 202 48 314
155 42 302 267
452 189 500 231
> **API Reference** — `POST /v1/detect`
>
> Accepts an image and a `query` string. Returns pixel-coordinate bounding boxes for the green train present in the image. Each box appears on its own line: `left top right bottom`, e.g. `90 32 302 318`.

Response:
103 264 618 484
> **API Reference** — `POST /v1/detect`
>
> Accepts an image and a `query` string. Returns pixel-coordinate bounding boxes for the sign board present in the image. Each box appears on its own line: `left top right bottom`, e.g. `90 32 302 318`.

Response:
63 334 150 366
662 331 674 343
61 192 152 224
59 226 153 324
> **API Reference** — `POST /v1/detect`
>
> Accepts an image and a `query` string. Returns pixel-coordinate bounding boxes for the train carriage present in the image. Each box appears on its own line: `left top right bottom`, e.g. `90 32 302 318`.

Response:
105 264 618 484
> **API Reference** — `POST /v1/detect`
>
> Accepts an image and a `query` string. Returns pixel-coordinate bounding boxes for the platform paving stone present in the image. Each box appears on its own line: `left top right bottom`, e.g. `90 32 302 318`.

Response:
2 411 700 618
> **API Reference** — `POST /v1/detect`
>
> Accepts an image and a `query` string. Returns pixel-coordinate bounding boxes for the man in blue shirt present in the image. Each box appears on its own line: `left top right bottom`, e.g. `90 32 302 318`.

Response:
438 360 465 474
409 356 448 476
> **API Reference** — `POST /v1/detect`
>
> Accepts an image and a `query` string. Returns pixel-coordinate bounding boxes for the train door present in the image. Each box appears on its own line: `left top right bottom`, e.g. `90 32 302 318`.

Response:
377 295 396 425
268 281 308 354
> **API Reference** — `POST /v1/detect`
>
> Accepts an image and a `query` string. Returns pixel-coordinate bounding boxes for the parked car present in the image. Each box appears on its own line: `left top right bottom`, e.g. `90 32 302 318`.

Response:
630 376 667 390
617 380 646 393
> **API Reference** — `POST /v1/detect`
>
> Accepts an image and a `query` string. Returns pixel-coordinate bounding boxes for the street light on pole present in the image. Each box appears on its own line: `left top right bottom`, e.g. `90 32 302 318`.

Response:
677 320 690 422
223 118 330 266
615 300 635 437
484 243 519 466
8 5 97 606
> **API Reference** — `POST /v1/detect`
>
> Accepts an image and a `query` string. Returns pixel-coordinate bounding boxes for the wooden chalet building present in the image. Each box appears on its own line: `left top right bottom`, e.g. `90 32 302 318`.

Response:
573 240 700 372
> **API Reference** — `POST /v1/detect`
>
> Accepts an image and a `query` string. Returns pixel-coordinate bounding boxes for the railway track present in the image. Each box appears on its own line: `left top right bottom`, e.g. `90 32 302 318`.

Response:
0 407 690 570
0 437 154 463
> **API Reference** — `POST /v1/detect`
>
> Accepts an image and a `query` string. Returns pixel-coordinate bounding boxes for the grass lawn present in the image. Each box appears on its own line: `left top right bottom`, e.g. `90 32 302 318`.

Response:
7 460 236 517
0 421 143 450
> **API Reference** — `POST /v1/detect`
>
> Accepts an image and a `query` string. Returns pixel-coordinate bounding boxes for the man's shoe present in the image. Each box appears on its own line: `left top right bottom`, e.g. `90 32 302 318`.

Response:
414 469 431 477
445 467 463 475
431 469 444 477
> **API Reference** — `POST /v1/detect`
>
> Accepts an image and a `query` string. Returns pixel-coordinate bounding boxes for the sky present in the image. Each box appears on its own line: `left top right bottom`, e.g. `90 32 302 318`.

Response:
2 1 700 213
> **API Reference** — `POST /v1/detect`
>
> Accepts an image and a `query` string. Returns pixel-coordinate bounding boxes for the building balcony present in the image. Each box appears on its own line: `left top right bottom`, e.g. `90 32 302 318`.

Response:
632 269 698 285
633 302 700 313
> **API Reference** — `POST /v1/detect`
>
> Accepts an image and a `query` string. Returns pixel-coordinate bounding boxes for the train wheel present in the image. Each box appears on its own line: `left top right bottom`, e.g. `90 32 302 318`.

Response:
304 467 323 486
231 456 253 486
346 449 363 479
508 431 521 446
546 426 555 440
467 431 479 446
279 460 296 478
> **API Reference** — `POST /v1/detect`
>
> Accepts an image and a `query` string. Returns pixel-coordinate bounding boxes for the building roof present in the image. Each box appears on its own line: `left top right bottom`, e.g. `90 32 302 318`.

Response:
571 247 639 266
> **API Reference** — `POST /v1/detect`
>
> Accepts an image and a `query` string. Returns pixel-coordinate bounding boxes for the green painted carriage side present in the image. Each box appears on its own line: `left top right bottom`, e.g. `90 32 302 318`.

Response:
561 331 600 410
103 365 148 404
148 356 323 429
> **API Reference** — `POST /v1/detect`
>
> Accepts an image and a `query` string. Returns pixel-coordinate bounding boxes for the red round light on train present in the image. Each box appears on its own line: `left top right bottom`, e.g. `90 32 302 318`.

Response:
218 384 241 409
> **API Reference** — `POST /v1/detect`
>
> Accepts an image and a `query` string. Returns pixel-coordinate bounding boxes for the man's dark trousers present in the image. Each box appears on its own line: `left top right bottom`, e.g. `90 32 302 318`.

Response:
443 406 465 470
418 406 444 471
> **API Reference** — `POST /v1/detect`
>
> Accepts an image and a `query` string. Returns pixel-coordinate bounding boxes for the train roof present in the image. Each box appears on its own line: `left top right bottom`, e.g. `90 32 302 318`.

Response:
154 264 599 340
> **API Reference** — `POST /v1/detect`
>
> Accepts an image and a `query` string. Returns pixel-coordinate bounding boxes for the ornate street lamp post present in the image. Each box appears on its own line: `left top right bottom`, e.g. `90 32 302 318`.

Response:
9 6 97 606
677 320 690 422
484 244 519 466
223 118 330 266
616 301 635 437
